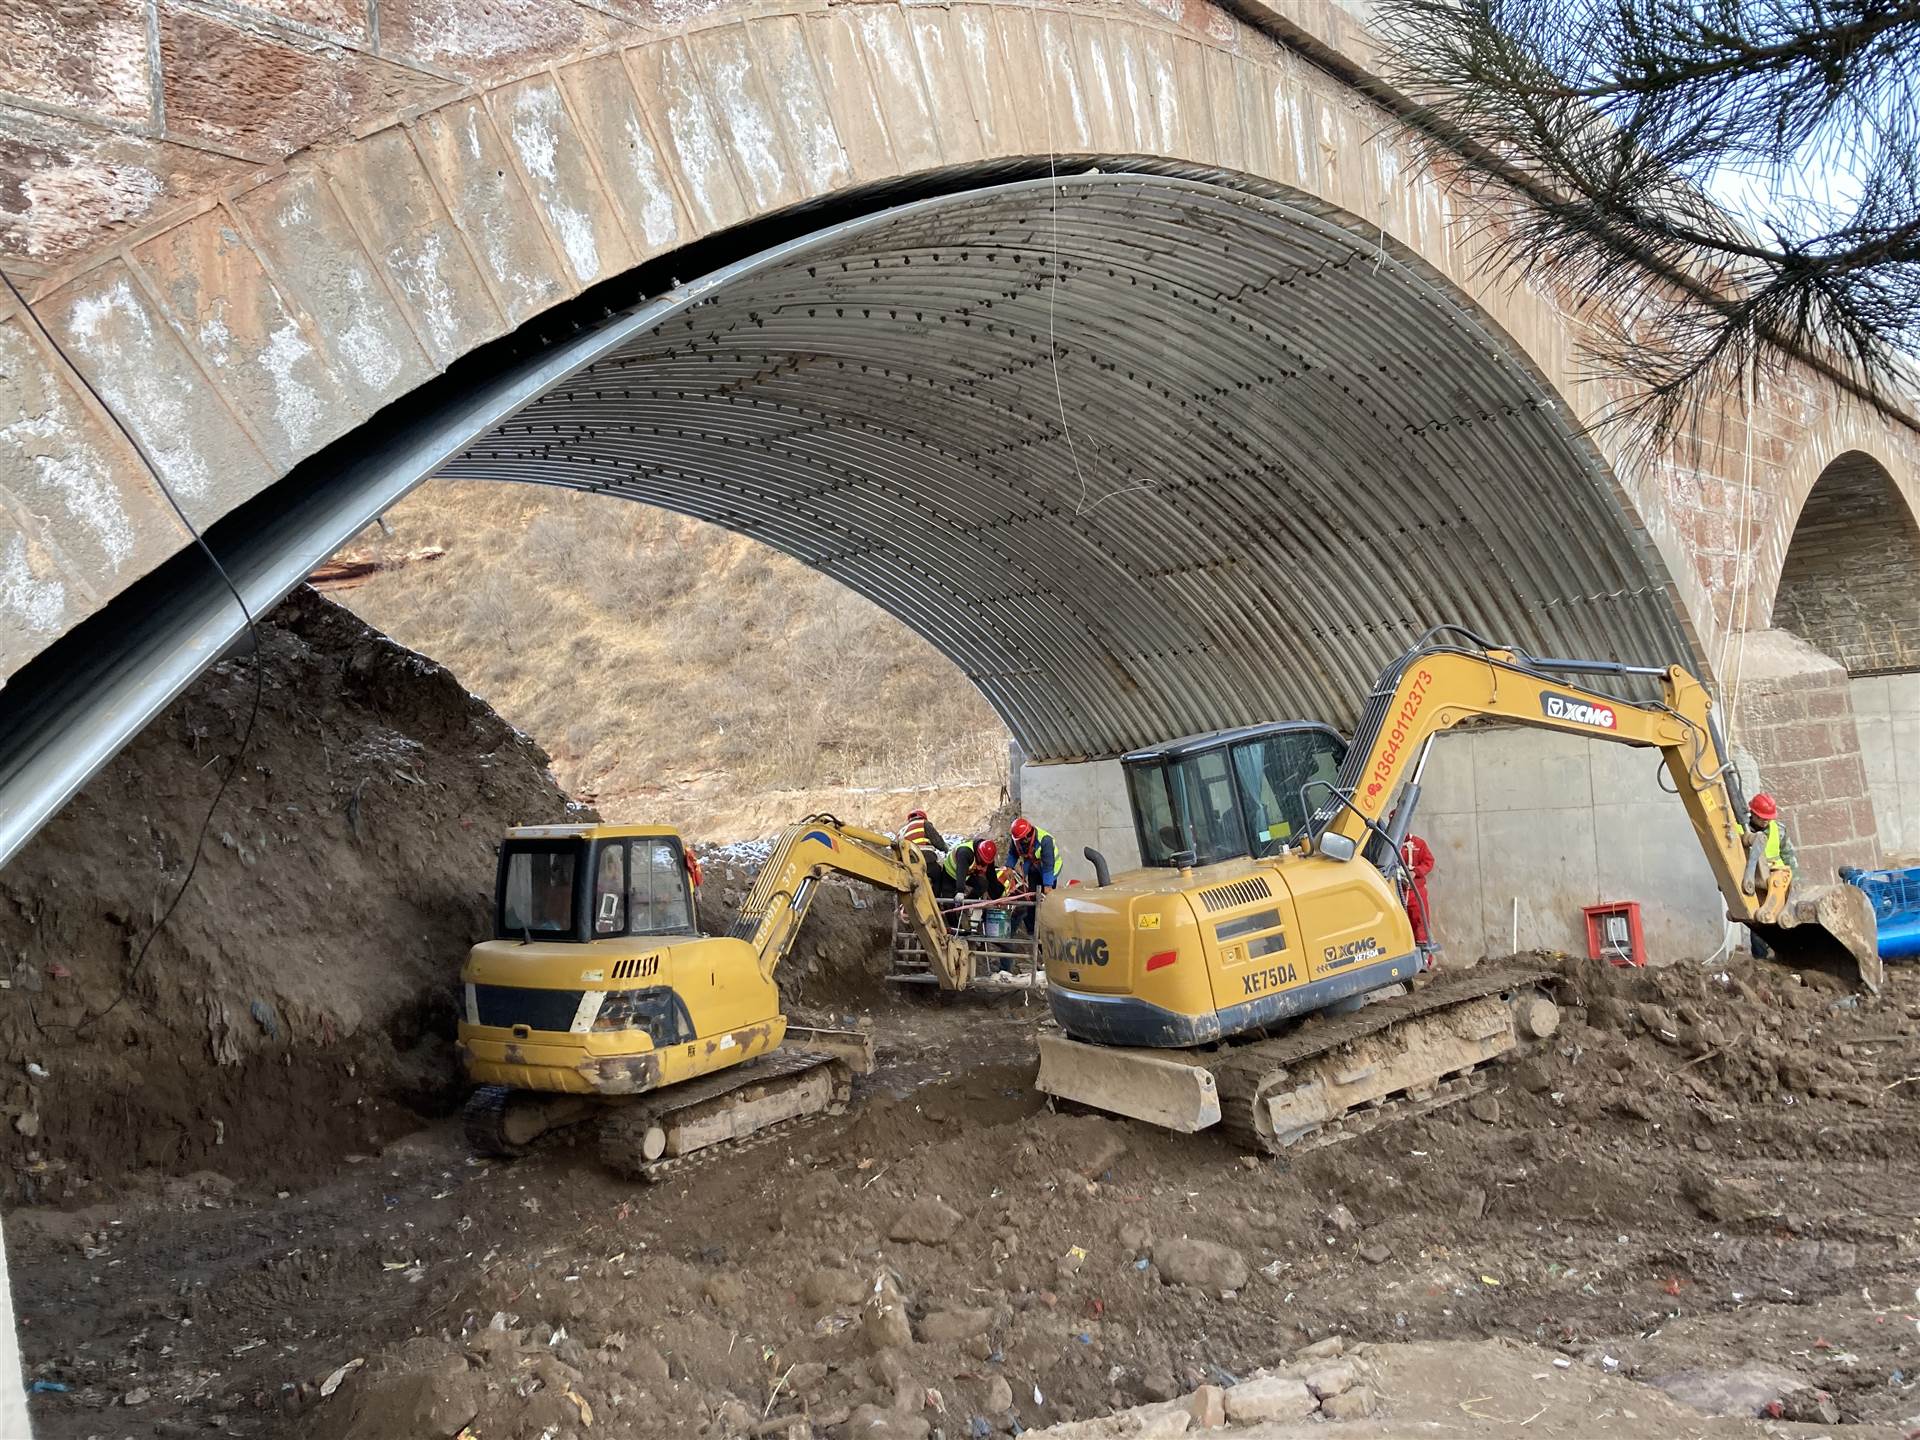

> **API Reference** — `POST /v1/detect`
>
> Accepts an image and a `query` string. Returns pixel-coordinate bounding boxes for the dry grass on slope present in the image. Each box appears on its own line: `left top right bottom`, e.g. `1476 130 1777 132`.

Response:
334 482 1010 840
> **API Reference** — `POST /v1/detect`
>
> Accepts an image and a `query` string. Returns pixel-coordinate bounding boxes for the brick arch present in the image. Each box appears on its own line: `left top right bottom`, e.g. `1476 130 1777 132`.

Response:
1773 449 1920 675
4 0 1719 686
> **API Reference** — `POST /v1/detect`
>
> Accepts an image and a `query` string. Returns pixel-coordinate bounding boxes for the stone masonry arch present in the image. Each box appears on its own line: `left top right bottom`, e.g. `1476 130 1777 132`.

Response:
2 0 1920 872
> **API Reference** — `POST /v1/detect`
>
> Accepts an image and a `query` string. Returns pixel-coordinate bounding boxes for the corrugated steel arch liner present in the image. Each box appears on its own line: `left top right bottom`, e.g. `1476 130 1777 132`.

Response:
443 171 1689 759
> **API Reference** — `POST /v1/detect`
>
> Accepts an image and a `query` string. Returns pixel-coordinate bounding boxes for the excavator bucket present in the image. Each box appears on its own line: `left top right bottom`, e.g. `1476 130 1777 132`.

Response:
1744 883 1883 994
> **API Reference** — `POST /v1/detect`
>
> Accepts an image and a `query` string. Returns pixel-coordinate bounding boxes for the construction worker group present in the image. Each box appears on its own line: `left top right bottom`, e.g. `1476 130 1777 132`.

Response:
905 809 1061 933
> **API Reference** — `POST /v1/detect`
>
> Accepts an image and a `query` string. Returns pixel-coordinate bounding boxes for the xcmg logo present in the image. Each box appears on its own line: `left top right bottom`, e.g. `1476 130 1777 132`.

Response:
1047 936 1111 968
1321 936 1383 969
1541 692 1617 729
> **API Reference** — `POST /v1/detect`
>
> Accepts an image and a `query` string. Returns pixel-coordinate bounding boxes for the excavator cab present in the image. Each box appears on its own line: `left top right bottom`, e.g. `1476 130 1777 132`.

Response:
1124 722 1347 868
495 829 697 943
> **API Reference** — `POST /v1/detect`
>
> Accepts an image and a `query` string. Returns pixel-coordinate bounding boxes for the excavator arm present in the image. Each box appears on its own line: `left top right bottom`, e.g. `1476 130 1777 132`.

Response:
1310 636 1881 990
728 815 974 989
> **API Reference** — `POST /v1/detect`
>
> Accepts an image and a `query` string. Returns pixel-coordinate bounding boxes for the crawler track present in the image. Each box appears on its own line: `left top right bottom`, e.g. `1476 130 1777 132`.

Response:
597 1048 852 1182
1210 964 1555 1153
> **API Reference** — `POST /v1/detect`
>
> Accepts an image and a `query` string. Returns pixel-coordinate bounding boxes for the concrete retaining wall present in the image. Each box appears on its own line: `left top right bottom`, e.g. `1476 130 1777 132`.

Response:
1852 672 1920 861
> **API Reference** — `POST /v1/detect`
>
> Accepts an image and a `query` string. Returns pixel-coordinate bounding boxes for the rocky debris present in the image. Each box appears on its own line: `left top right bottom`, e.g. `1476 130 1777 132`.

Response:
1358 1241 1392 1265
1465 1093 1500 1124
916 1308 993 1344
1027 1340 1383 1434
1062 1120 1130 1179
862 1274 914 1352
1153 1238 1247 1295
985 1374 1014 1414
889 1197 963 1246
1777 1387 1842 1424
1650 1365 1820 1418
1321 1386 1377 1420
843 1401 930 1439
1679 1171 1781 1225
1303 1360 1356 1399
1222 1375 1314 1423
802 1267 868 1309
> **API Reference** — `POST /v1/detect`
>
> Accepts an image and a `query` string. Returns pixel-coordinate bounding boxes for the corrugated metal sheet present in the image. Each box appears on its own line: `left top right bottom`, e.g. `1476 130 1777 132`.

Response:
443 173 1688 759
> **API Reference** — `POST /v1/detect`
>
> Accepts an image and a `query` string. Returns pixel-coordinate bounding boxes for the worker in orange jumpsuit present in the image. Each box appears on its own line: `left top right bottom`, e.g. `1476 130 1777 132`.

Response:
1400 832 1436 967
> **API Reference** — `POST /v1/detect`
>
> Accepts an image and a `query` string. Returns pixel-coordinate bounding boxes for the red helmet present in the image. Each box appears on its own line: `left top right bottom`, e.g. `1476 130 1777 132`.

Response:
1011 817 1034 842
908 809 927 820
1749 792 1778 822
975 839 998 866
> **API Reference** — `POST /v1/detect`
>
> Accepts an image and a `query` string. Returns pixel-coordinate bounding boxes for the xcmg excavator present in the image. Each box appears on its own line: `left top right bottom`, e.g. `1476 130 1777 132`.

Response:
458 816 968 1179
1035 630 1882 1153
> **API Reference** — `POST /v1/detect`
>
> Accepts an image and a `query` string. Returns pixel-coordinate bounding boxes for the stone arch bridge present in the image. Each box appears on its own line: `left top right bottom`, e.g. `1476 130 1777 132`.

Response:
1 0 1918 944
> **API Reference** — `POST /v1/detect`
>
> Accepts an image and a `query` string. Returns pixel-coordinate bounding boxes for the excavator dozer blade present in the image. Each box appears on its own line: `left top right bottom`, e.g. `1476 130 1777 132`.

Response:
785 1025 877 1074
1035 1032 1222 1133
1745 883 1883 995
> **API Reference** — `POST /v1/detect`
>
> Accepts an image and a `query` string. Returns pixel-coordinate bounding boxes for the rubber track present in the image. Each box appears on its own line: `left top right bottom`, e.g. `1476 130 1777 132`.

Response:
1210 964 1551 1153
598 1048 851 1182
463 1085 522 1158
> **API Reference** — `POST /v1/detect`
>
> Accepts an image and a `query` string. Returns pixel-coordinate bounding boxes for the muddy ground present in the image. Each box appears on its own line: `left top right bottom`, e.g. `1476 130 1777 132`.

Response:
12 952 1920 1439
7 591 1919 1437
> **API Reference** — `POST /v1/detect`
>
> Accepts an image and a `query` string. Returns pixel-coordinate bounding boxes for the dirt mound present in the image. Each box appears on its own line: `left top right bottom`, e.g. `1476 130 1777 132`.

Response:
690 842 902 1012
0 589 585 1203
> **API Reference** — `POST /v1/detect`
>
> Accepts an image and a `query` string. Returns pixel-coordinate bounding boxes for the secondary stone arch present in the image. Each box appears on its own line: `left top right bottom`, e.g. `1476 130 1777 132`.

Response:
1772 448 1920 675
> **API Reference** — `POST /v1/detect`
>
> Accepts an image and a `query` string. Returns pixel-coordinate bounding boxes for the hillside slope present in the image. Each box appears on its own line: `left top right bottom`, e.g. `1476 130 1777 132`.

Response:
335 482 1010 839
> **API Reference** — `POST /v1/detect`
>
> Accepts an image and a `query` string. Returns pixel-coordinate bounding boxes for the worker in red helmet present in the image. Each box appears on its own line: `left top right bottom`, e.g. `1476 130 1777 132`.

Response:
1008 816 1060 935
1746 792 1797 959
901 807 947 858
963 838 1001 902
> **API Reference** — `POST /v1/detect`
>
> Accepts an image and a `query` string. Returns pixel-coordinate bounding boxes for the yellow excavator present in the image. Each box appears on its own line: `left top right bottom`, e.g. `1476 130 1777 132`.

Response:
1035 630 1881 1153
458 815 968 1179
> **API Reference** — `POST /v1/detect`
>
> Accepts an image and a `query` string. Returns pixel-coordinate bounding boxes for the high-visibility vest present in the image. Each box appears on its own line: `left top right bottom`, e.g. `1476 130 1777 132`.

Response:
940 845 973 881
1763 819 1785 867
1018 826 1058 879
995 866 1025 896
903 816 934 850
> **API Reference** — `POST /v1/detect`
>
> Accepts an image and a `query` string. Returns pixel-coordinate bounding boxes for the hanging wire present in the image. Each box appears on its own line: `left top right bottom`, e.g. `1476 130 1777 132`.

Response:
0 268 265 1033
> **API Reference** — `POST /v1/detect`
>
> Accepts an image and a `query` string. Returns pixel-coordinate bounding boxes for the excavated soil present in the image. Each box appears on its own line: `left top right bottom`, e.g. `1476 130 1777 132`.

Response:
0 589 585 1202
9 604 1920 1436
12 946 1920 1439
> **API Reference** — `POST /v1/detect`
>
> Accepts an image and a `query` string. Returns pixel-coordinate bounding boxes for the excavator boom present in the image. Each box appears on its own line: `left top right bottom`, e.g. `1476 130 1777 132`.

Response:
729 815 972 989
1313 640 1880 990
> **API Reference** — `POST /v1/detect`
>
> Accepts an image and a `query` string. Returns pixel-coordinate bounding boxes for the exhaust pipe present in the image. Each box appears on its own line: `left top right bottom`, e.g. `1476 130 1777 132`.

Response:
1084 846 1112 888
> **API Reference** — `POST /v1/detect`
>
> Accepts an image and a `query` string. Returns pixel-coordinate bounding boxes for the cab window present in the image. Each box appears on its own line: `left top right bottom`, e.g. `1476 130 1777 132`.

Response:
498 842 581 939
629 840 694 935
593 842 627 934
1173 749 1245 866
1128 764 1180 866
1230 730 1347 857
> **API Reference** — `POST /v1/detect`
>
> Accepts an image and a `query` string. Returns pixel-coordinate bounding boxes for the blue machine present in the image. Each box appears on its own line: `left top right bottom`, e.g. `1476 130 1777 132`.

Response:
1841 866 1920 961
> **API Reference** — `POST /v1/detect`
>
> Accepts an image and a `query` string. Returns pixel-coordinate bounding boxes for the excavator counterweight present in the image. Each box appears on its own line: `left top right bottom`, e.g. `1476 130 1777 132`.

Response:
1035 631 1881 1151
